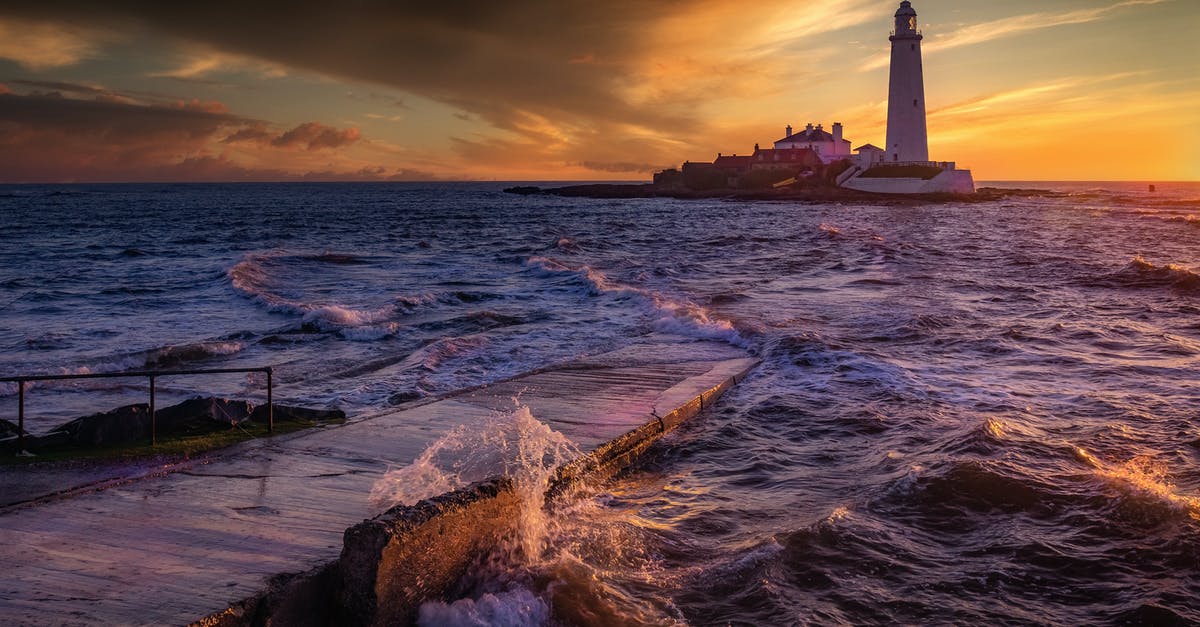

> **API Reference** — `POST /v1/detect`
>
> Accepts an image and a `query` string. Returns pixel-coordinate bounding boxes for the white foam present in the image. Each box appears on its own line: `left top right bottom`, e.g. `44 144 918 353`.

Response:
417 587 550 627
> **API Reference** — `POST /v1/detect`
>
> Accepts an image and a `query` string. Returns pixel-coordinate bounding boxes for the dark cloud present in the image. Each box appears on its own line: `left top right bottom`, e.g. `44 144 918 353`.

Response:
0 90 364 181
222 120 361 151
344 91 410 109
272 121 360 150
8 79 108 94
0 1 701 135
0 90 239 142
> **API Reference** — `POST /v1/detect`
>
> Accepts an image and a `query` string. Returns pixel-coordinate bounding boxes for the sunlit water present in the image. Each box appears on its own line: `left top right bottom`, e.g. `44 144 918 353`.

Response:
2 181 1198 624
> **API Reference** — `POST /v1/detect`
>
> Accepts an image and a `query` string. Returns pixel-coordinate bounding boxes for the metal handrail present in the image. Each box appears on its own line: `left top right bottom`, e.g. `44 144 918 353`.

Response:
2 367 274 454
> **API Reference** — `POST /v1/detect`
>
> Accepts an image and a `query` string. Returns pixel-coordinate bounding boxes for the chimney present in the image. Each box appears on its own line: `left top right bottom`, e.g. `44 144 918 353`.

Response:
785 125 793 137
832 122 843 142
754 143 760 151
806 123 814 132
816 123 823 131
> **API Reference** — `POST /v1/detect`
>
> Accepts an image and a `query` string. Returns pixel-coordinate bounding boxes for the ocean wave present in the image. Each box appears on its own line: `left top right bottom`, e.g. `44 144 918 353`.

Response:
142 340 245 368
228 252 452 334
0 340 246 397
1121 257 1200 292
1165 214 1200 228
78 340 247 374
300 304 397 331
298 252 370 265
524 255 747 347
1074 447 1200 523
922 461 1068 513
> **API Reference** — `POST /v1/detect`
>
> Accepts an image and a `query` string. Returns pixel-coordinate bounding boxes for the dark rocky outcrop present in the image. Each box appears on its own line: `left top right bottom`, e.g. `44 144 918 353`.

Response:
0 418 30 453
26 397 344 450
1 418 27 440
46 403 154 447
249 404 346 424
505 183 1057 204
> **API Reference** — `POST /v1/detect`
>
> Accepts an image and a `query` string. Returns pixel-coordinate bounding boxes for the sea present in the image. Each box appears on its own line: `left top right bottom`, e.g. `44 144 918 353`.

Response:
1 181 1198 625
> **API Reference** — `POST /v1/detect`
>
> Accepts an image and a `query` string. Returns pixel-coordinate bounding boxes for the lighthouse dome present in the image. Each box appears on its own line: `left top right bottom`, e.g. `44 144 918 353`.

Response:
895 1 916 18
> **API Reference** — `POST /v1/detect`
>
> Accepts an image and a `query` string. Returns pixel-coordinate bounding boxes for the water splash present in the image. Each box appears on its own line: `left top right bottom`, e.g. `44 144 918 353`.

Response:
1075 447 1200 521
369 402 579 557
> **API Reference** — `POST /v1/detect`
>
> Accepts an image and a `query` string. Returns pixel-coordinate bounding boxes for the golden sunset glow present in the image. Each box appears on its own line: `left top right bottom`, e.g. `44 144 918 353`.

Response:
0 0 1196 182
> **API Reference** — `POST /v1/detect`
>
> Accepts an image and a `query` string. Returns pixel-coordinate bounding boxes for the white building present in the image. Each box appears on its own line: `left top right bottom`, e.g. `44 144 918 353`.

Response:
885 0 929 163
773 123 852 163
841 1 975 194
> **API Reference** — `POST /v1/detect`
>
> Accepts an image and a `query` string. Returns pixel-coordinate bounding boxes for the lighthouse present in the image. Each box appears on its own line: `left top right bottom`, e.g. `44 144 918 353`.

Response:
885 1 929 163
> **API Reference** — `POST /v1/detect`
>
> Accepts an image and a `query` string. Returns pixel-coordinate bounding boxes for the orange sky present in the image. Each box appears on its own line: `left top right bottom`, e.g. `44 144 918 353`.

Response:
0 0 1196 182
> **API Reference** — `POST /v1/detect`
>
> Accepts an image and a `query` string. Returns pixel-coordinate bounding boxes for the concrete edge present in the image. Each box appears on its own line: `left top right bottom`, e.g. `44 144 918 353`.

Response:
195 358 758 626
334 358 758 625
545 359 755 501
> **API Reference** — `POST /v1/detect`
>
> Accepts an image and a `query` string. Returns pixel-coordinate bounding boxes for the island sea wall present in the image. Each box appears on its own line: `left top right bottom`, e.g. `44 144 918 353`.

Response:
841 168 975 194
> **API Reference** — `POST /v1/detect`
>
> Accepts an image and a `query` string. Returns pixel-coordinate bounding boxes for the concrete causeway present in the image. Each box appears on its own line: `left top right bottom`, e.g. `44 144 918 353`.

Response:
0 337 755 625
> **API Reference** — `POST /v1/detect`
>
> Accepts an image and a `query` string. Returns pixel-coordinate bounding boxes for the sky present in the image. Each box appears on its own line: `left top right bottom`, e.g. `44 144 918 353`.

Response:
0 0 1196 183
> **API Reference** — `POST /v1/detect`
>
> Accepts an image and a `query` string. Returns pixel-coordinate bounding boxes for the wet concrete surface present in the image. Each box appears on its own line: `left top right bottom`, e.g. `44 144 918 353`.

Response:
0 337 754 625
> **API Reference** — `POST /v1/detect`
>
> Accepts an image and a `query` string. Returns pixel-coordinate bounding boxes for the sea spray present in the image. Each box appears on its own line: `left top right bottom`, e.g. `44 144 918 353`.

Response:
371 402 682 625
368 403 578 626
369 402 579 556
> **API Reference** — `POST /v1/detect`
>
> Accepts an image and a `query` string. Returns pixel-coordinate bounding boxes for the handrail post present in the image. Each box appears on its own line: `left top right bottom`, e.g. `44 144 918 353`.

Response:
266 368 273 434
149 375 156 446
17 380 24 455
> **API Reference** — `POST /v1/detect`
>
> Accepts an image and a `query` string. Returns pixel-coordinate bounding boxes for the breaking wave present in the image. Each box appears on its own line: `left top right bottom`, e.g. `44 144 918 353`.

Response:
1119 256 1200 292
228 252 459 335
525 256 747 347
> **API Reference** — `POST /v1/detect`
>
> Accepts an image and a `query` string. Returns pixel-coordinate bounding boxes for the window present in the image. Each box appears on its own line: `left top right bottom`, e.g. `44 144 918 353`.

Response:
913 99 918 107
911 44 915 51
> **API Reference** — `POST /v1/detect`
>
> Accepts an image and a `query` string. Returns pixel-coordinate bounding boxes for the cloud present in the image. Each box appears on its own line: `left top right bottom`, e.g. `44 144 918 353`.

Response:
149 49 288 80
272 122 360 150
860 0 1173 71
578 160 668 174
0 1 876 136
222 120 361 151
0 88 371 181
0 17 111 69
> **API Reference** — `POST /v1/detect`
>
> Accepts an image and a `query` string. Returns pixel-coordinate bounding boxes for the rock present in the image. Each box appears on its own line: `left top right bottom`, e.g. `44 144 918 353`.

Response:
47 397 254 447
157 397 255 435
49 403 153 447
502 185 542 195
249 404 345 424
386 391 422 406
36 397 342 451
0 418 30 453
27 430 71 450
0 418 26 440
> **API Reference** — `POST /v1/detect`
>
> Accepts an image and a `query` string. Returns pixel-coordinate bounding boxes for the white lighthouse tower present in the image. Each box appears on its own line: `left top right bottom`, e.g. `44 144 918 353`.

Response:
885 1 929 163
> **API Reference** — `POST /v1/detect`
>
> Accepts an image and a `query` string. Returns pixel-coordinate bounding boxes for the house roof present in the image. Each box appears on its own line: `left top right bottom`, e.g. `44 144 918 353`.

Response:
713 155 753 169
775 128 836 144
752 147 820 163
854 143 884 152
